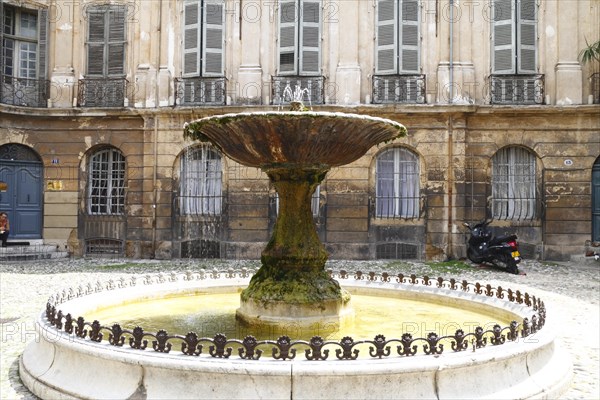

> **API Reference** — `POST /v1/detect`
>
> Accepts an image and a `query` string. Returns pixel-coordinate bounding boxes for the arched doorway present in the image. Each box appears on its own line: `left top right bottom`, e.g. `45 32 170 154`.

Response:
593 156 600 242
0 144 43 240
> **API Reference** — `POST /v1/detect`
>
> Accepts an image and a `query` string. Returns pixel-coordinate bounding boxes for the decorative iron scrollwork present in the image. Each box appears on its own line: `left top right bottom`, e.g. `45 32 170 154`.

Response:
108 324 126 346
209 333 232 358
153 330 172 353
423 332 443 355
451 329 468 352
369 334 391 359
272 335 296 360
336 336 359 360
181 332 202 356
42 270 547 362
305 336 329 360
89 320 103 342
129 326 148 349
398 333 417 356
239 336 262 360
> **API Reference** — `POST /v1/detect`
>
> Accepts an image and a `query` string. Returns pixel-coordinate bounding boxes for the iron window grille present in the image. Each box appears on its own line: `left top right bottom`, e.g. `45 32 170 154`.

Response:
77 77 128 107
376 242 419 259
272 75 324 105
489 74 544 105
372 75 425 104
87 148 126 215
375 147 420 219
591 72 600 104
0 75 49 107
84 238 124 257
179 145 223 216
175 77 226 106
491 146 537 221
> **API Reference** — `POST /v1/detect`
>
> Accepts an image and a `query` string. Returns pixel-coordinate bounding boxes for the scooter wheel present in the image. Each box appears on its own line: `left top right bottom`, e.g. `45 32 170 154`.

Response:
506 257 519 275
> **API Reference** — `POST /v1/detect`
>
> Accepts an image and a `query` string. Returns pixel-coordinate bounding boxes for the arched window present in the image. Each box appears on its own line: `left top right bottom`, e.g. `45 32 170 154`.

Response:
375 147 420 218
87 148 125 215
180 145 222 215
491 146 536 220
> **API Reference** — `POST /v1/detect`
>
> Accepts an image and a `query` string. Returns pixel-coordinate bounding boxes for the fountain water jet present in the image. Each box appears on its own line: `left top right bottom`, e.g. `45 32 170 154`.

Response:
183 108 406 327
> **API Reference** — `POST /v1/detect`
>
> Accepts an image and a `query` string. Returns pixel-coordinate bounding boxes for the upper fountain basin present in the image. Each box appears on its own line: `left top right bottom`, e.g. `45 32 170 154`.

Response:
184 111 407 169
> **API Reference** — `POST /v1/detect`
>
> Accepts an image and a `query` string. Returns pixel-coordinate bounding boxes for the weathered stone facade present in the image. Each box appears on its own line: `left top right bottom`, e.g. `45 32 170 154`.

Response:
1 0 599 261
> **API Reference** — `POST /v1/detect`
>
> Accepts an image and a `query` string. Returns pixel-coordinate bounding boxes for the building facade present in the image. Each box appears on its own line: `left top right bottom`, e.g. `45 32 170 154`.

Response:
0 0 599 261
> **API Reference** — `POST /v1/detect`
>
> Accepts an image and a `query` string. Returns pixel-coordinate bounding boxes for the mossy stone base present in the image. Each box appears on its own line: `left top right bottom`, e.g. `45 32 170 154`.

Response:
237 270 353 328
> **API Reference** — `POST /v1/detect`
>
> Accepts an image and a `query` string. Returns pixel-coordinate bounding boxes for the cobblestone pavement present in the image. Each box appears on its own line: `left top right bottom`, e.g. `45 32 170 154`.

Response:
1 258 598 399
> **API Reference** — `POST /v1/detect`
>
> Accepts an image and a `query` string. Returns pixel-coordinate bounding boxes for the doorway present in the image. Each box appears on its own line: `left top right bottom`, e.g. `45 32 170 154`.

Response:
0 144 43 239
593 157 600 242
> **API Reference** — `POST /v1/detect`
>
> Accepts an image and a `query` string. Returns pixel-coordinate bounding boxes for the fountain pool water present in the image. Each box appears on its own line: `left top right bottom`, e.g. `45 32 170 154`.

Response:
85 290 513 342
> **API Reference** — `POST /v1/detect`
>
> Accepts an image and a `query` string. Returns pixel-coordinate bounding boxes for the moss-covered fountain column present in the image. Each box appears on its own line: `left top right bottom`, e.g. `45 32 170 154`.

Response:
237 165 351 326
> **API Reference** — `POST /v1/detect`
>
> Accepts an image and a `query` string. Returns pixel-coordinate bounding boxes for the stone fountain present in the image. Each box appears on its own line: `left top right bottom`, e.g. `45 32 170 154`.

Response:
19 97 572 399
183 103 406 328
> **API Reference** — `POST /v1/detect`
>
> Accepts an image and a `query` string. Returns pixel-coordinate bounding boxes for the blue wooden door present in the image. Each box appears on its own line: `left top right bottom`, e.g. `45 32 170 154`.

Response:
593 158 600 242
0 161 43 239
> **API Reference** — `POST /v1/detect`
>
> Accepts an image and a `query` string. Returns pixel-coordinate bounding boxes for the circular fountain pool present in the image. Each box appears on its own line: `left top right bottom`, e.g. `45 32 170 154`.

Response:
20 269 572 399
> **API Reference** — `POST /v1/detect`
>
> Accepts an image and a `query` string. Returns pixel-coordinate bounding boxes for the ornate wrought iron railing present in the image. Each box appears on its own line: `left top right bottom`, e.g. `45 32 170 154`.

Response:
175 77 226 106
489 74 545 105
44 269 545 361
591 72 600 104
77 77 128 107
372 75 426 104
0 75 49 107
272 76 324 105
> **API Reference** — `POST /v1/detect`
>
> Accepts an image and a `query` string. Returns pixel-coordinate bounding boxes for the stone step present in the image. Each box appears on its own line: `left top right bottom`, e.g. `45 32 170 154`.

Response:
0 244 69 262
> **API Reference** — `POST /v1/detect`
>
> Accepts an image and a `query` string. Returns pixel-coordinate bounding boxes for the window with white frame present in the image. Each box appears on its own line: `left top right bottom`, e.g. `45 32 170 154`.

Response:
87 148 126 215
375 0 420 75
182 0 225 77
491 0 537 75
86 5 126 77
278 0 321 75
376 148 420 218
491 146 537 220
180 145 223 215
1 5 48 80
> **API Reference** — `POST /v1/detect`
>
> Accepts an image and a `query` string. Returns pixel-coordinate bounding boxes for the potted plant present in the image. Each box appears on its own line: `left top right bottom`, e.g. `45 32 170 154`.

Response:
578 38 600 66
579 38 600 103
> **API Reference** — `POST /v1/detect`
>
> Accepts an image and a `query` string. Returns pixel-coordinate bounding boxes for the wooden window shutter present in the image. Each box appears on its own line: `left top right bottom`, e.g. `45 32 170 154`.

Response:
517 0 536 73
299 0 320 75
399 0 419 73
375 0 398 75
37 8 49 80
107 7 126 76
0 5 4 77
183 1 201 76
202 0 225 76
492 0 516 74
87 10 106 76
278 0 298 75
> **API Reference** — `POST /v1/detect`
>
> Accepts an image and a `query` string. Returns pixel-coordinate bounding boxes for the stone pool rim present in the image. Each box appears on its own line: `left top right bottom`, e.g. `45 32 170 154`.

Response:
20 269 572 399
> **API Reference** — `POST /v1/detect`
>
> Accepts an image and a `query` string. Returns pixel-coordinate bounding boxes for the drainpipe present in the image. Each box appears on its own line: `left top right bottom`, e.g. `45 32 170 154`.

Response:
449 0 454 103
152 117 158 258
151 0 163 259
447 116 454 259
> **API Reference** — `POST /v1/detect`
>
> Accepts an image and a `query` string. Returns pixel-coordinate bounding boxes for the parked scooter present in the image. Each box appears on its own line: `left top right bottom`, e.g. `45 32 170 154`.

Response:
463 220 521 274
